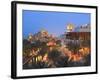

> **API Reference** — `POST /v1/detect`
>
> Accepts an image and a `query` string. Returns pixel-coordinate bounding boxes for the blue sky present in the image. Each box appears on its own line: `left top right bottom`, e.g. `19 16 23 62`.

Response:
23 10 90 37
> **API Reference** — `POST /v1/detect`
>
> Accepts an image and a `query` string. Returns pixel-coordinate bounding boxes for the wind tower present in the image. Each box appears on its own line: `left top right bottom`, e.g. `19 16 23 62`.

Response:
28 33 33 42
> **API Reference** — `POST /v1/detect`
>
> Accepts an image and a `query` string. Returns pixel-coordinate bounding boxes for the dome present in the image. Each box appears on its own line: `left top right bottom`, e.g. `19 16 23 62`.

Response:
67 23 74 32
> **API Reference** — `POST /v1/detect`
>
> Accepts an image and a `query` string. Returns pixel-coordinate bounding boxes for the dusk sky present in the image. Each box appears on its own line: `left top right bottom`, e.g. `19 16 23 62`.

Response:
23 10 90 37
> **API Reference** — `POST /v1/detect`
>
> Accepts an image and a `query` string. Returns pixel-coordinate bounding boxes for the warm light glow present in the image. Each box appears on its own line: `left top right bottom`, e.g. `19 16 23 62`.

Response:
60 46 90 62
